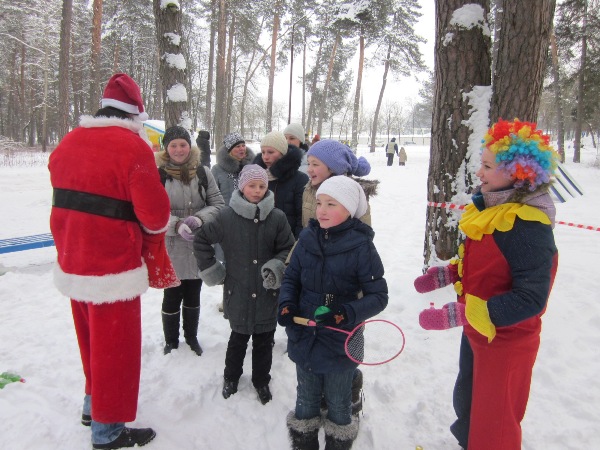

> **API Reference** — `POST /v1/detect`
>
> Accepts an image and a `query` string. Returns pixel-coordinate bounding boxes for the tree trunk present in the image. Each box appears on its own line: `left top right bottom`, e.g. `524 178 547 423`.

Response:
306 36 324 136
550 30 565 163
153 0 190 129
302 40 307 130
489 0 556 123
213 0 228 147
423 0 491 265
317 33 339 136
89 0 102 113
351 32 365 151
266 1 280 132
369 43 391 154
58 0 73 141
573 0 587 163
225 15 235 135
205 0 217 137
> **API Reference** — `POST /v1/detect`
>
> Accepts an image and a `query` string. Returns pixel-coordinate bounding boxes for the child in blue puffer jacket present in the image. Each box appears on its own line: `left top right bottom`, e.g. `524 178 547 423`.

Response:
278 176 388 450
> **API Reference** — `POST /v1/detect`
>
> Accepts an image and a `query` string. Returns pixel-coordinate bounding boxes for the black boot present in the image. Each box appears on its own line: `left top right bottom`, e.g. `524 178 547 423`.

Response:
92 427 156 449
182 305 203 356
222 378 238 399
323 417 358 450
162 310 180 355
351 368 363 416
287 411 320 450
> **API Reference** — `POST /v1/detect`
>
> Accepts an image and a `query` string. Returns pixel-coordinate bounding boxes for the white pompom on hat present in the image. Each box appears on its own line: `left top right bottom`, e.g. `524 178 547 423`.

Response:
261 130 289 155
283 123 305 142
316 176 368 219
101 73 148 120
238 164 269 192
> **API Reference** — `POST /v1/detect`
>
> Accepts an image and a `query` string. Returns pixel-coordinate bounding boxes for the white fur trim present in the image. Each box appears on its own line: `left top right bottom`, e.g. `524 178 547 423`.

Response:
79 115 143 133
101 98 141 115
53 262 149 304
142 223 169 234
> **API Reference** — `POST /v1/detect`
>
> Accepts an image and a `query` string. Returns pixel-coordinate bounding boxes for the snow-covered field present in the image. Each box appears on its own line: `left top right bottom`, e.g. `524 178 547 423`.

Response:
1 143 599 449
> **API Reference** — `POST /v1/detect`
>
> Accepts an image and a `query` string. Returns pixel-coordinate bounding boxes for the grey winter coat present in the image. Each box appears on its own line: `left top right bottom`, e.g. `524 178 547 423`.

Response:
194 190 295 335
211 145 256 205
156 147 225 280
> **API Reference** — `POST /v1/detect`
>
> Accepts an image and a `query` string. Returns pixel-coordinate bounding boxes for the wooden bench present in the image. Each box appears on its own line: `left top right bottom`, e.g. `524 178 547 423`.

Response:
0 233 55 254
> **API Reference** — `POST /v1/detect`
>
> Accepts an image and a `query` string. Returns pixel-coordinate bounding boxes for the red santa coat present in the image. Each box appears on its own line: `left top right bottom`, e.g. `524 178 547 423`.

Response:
49 115 171 304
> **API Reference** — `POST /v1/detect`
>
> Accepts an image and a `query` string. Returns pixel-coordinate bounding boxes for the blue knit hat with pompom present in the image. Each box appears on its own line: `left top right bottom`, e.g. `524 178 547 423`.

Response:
306 140 370 176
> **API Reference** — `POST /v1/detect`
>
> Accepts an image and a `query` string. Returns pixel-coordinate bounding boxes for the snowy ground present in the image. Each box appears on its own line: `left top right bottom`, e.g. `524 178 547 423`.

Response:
1 143 599 449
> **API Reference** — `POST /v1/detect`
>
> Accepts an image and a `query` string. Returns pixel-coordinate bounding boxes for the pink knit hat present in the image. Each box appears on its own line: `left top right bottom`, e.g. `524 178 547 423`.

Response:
238 164 268 191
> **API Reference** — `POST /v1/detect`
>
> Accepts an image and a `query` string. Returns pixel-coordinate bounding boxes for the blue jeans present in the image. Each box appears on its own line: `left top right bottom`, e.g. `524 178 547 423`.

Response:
295 366 354 426
83 395 125 445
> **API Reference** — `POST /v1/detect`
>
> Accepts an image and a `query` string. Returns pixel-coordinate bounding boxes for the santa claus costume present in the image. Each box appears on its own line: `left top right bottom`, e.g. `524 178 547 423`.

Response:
49 73 175 448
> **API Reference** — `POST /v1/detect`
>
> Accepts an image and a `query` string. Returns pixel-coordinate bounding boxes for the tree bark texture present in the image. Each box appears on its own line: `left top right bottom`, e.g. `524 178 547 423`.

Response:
58 0 73 141
213 0 228 147
423 0 491 265
153 0 189 129
89 0 102 113
550 31 566 162
489 0 556 123
266 2 280 133
351 33 365 151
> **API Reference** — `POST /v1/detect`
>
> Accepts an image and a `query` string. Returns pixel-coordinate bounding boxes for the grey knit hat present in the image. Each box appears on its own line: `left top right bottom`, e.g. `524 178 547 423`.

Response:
261 131 288 155
223 132 245 152
162 126 191 148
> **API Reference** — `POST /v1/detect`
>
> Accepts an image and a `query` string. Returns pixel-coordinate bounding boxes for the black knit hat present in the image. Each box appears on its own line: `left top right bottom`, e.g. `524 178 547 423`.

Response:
163 126 191 149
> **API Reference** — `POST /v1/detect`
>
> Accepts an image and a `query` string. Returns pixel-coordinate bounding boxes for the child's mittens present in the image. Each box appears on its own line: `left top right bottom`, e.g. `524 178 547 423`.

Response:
314 305 348 327
262 269 277 289
278 304 298 327
414 265 458 293
183 215 203 230
419 302 466 330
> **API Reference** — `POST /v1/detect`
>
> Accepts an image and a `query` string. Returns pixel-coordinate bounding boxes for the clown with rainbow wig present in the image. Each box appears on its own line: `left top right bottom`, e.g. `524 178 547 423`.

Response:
414 119 560 449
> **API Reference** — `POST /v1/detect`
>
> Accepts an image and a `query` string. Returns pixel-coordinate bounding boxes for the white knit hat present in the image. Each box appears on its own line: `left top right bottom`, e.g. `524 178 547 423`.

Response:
283 123 305 141
261 131 288 155
316 176 368 218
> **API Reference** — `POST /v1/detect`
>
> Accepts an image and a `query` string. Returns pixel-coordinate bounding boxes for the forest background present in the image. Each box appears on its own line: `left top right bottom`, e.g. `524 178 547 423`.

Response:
1 0 599 155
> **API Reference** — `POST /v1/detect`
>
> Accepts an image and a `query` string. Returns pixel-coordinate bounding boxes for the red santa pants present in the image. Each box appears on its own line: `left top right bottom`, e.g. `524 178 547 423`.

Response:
466 324 540 450
71 298 141 423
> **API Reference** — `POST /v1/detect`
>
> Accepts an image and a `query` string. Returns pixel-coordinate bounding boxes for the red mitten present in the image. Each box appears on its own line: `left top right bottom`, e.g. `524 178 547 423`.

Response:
141 231 180 289
419 302 466 330
414 265 459 293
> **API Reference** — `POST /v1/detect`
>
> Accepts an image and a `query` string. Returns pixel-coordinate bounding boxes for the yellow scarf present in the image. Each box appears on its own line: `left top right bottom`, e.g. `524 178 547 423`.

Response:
459 203 551 241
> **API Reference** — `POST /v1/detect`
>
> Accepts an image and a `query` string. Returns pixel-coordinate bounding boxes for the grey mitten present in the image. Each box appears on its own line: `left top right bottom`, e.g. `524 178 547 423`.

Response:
262 269 278 290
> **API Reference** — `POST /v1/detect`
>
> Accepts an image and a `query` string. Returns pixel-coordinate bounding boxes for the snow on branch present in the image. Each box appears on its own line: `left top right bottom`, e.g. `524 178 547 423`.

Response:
166 83 188 102
163 53 186 70
164 33 181 47
443 4 491 46
160 0 180 10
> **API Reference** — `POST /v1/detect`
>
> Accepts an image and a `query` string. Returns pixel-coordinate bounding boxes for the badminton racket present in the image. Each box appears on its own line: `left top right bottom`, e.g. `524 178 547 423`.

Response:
293 317 405 366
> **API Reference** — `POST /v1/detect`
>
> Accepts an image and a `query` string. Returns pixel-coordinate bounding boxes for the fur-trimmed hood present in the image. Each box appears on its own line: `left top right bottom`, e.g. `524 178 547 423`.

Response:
215 144 256 174
253 144 304 182
229 189 275 221
353 177 379 200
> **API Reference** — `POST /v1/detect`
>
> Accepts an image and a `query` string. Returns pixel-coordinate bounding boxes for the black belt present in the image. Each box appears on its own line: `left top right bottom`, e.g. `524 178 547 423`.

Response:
53 188 138 222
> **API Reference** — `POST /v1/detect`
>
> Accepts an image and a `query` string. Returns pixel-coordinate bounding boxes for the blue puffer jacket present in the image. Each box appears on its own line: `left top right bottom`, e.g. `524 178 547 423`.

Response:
279 218 388 373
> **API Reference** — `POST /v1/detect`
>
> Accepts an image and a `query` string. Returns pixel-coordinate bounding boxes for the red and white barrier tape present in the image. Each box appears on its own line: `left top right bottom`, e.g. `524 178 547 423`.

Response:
427 201 600 232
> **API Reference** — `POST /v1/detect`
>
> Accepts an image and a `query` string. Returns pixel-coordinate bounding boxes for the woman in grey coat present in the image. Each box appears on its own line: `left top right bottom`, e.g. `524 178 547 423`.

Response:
194 165 294 405
156 126 225 356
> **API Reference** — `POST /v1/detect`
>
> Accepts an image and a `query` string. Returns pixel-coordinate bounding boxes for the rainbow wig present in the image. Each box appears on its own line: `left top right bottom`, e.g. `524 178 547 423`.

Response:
483 119 559 191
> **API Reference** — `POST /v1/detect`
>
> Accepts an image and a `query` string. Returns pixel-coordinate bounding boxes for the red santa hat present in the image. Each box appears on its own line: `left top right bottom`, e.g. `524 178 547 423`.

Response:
101 73 148 120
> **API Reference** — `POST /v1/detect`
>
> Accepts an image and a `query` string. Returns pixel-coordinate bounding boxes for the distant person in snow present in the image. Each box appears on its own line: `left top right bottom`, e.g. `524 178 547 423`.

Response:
414 119 560 450
398 146 407 166
195 129 212 168
386 137 398 166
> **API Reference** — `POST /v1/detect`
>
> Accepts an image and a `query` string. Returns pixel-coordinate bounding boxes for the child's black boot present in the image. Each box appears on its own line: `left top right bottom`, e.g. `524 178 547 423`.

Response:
256 384 272 404
182 306 203 356
323 416 358 450
286 411 320 450
222 378 238 399
161 310 180 355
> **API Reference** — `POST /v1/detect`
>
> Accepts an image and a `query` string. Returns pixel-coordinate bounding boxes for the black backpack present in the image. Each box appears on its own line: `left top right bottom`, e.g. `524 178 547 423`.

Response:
159 166 209 200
